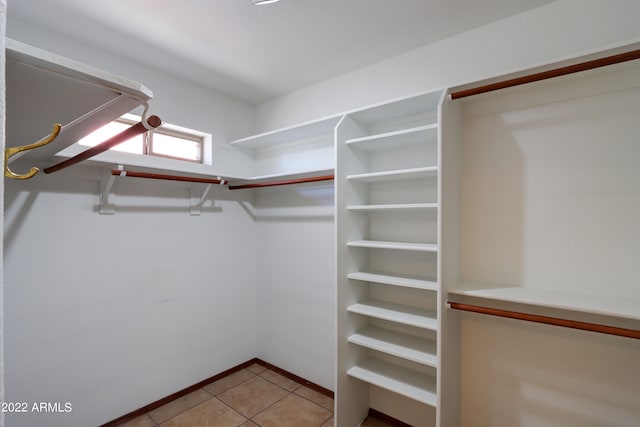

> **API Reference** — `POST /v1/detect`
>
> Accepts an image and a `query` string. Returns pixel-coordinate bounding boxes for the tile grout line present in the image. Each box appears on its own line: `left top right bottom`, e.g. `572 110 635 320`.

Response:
108 360 337 426
203 371 258 426
247 375 295 425
248 370 334 426
147 388 216 426
255 370 335 419
210 396 251 426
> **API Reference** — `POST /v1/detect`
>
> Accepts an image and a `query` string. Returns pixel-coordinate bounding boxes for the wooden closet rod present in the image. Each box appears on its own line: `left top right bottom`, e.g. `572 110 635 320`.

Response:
111 169 226 185
449 302 640 340
450 48 640 99
228 174 334 190
43 115 162 174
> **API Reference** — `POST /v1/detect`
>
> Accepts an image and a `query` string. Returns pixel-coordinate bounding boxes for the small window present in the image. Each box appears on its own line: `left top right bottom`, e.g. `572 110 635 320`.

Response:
79 114 206 163
78 118 144 154
149 128 203 163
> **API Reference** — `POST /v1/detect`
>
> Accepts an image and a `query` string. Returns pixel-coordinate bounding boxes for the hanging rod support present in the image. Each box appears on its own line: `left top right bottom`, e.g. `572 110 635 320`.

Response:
99 165 122 215
190 184 213 216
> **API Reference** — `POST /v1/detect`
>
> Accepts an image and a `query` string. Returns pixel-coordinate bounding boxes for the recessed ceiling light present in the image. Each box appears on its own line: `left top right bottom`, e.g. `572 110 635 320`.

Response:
253 0 280 5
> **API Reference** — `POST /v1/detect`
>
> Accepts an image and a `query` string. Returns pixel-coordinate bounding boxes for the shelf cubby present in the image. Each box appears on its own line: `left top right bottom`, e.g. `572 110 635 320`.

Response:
348 326 438 367
347 358 437 407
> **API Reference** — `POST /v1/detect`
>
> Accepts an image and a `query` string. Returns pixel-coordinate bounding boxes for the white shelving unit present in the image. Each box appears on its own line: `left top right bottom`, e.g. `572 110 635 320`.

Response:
336 91 446 427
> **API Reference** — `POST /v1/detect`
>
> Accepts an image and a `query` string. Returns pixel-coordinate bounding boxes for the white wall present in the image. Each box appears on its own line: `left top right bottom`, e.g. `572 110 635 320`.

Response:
4 170 257 427
462 314 640 427
0 2 7 427
254 0 640 132
253 186 335 390
4 18 259 427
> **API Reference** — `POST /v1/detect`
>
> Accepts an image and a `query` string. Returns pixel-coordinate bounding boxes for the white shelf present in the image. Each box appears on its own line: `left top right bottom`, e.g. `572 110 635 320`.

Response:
347 203 438 212
346 124 438 150
228 115 342 150
6 39 152 166
346 167 438 183
347 358 437 407
346 91 442 125
348 326 438 367
347 240 438 252
348 271 437 291
347 299 437 330
449 283 640 324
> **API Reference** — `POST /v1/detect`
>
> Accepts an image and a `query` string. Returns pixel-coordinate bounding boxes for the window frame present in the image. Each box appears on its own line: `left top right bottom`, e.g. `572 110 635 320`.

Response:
78 113 211 165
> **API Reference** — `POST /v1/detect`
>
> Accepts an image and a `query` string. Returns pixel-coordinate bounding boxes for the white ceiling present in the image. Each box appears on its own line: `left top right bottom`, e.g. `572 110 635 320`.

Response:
8 0 555 104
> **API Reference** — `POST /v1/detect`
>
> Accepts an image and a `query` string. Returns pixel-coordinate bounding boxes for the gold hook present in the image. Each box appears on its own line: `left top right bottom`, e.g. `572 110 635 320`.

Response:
5 124 62 180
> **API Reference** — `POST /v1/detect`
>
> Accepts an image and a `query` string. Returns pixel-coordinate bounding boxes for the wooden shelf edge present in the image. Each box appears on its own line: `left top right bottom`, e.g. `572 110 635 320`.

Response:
448 302 640 340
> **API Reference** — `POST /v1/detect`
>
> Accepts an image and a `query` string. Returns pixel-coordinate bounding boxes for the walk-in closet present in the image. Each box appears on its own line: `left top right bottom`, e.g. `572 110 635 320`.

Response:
1 1 640 426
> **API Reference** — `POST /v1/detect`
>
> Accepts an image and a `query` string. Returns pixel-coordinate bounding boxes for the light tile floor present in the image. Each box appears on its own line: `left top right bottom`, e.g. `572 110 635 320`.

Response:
116 363 394 427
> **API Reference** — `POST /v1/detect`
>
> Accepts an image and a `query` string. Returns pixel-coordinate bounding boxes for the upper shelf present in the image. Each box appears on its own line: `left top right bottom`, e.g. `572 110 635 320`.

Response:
228 115 343 150
6 39 153 167
346 91 443 126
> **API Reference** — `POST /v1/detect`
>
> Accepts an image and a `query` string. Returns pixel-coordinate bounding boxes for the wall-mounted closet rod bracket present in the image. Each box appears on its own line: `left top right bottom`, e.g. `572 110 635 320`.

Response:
190 183 214 216
100 165 122 215
5 123 62 179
